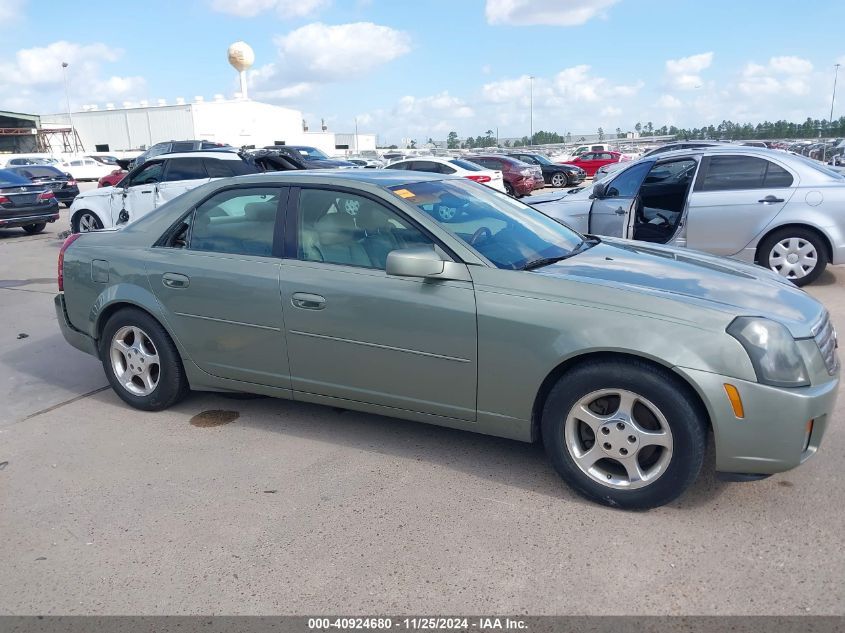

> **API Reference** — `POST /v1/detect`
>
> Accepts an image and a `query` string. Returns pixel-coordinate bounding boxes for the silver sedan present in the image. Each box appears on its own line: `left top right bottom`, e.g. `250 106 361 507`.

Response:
531 147 845 285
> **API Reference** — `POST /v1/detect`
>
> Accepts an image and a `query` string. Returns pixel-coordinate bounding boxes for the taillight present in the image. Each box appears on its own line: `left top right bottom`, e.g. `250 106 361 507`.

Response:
465 175 491 183
58 233 82 291
38 191 56 201
67 180 77 186
0 195 9 204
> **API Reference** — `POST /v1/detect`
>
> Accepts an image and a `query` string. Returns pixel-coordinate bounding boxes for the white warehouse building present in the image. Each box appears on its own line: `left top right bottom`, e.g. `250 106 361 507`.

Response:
41 98 376 156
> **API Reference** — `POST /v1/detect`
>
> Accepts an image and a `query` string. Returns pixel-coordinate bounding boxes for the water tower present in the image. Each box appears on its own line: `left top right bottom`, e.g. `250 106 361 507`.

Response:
227 41 255 100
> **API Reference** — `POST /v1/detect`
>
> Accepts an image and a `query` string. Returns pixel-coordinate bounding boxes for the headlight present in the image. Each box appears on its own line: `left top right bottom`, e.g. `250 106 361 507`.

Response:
727 317 810 387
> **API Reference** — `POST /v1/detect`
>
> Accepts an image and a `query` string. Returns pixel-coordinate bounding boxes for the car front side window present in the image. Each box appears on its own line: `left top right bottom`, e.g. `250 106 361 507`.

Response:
605 162 653 198
296 188 432 270
128 161 165 186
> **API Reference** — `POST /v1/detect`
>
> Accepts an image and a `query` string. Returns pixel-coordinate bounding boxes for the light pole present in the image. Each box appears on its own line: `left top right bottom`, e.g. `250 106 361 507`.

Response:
354 117 359 155
529 75 535 146
824 63 840 162
61 62 78 153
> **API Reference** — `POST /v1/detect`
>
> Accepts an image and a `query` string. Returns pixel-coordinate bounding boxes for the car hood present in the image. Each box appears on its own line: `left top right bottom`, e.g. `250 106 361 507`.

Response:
534 238 825 337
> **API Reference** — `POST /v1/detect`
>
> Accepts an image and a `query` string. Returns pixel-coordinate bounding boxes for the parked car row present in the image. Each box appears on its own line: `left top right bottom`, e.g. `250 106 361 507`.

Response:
0 168 61 234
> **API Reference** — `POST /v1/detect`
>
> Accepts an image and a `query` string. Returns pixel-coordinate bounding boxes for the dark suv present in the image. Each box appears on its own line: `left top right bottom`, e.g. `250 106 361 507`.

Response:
507 152 585 187
131 140 231 168
264 145 358 169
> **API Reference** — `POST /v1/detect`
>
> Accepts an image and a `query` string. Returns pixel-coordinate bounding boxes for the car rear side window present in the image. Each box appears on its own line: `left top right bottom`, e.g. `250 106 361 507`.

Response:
699 155 778 191
165 158 208 182
763 162 794 187
189 187 280 257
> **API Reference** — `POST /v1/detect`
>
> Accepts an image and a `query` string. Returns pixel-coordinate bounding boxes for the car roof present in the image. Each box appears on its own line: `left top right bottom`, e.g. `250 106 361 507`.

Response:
391 156 453 163
148 151 243 161
242 168 450 188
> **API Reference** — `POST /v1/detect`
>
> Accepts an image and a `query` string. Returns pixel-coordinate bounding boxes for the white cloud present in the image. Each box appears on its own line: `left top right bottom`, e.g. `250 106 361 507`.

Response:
0 0 25 20
665 52 713 90
601 106 622 117
355 91 476 143
656 94 682 108
0 40 147 112
250 21 410 100
738 56 813 97
209 0 329 18
485 0 619 26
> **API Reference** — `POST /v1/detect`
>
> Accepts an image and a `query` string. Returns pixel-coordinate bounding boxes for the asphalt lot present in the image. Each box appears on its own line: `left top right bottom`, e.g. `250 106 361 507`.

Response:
0 182 843 615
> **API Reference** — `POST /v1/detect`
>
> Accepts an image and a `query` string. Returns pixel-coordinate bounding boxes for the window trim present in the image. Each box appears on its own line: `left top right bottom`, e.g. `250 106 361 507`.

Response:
282 184 461 269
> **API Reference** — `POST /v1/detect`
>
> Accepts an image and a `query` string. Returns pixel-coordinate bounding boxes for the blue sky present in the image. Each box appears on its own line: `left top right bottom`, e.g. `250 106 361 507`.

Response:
1 0 843 144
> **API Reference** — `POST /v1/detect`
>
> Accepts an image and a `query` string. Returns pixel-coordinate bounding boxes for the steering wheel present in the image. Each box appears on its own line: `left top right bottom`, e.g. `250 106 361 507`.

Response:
470 226 492 246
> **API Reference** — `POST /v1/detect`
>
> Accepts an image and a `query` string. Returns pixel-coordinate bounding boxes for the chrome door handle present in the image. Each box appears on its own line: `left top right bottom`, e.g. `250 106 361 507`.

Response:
291 292 326 310
758 195 784 203
140 190 152 194
162 272 190 289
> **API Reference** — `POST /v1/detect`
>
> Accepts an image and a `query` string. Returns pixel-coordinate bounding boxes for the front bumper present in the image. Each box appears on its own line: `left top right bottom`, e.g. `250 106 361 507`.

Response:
676 366 839 475
54 293 99 357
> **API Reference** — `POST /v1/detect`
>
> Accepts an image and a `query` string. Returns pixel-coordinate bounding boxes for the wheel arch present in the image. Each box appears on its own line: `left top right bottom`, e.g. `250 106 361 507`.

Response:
753 222 834 264
530 350 713 444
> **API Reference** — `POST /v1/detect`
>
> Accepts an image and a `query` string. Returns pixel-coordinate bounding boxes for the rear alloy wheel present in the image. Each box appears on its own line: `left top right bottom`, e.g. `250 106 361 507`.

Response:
759 227 828 286
541 359 707 509
23 223 47 235
505 182 516 197
72 210 103 233
551 173 567 188
100 308 188 411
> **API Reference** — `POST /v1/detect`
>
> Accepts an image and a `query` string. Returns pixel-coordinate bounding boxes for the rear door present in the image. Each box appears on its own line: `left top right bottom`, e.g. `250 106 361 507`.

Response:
685 154 796 256
589 161 652 237
145 185 290 387
156 157 212 206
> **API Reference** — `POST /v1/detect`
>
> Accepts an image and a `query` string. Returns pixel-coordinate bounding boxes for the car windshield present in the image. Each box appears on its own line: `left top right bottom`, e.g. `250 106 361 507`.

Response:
449 158 483 171
532 154 553 165
295 146 330 159
0 169 32 186
389 179 589 270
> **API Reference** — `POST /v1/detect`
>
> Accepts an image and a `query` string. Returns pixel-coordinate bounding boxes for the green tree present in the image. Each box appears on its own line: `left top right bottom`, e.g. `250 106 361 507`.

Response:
616 127 624 139
634 122 642 136
597 127 605 141
447 131 459 149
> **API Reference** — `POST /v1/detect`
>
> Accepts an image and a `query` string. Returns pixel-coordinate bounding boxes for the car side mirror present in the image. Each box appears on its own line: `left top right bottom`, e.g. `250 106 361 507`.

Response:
386 247 446 278
591 182 607 199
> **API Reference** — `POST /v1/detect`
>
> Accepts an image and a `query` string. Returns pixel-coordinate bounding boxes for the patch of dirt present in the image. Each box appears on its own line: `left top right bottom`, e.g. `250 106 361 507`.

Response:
190 410 240 428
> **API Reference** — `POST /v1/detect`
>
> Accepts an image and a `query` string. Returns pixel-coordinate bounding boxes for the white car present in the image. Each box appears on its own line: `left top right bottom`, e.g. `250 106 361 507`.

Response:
385 157 506 193
69 151 255 232
60 157 117 181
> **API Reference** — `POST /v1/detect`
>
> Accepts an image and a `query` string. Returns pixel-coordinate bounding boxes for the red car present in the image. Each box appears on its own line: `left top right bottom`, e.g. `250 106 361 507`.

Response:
98 169 127 188
466 155 544 197
560 150 623 177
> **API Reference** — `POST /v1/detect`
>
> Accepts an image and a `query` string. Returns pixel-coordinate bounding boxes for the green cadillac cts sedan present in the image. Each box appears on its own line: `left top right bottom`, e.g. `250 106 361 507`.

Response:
55 170 840 509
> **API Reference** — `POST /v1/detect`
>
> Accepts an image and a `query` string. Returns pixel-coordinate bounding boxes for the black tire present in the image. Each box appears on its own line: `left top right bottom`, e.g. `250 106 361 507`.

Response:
757 227 828 287
541 358 707 510
504 182 516 197
550 172 567 188
71 210 103 233
99 307 189 411
23 223 47 234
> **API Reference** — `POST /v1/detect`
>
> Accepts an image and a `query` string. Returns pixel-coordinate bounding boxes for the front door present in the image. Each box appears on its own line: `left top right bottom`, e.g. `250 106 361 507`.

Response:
280 187 478 421
112 159 165 225
685 154 796 256
145 185 290 387
589 161 652 237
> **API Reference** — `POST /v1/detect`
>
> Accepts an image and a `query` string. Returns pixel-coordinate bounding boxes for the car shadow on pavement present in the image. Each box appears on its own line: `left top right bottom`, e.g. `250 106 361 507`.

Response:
171 390 729 511
809 268 838 286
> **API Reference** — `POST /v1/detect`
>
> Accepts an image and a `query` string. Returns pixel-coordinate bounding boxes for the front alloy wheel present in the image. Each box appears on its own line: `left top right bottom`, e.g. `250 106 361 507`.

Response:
551 173 567 188
565 389 673 489
541 358 707 509
73 211 103 233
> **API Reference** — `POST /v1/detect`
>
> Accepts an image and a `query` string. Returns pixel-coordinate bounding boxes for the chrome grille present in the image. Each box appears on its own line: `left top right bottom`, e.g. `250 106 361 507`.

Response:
813 312 839 375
